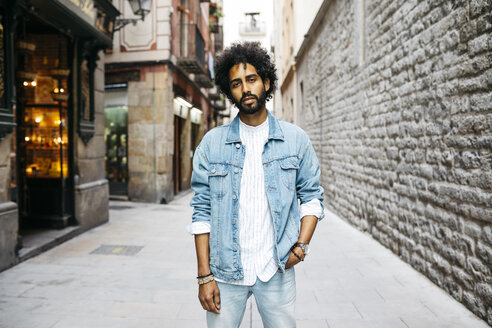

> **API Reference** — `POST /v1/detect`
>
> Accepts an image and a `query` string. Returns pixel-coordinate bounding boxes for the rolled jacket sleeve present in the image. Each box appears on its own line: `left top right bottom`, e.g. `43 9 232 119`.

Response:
189 145 212 227
296 139 325 220
300 198 323 220
186 221 211 235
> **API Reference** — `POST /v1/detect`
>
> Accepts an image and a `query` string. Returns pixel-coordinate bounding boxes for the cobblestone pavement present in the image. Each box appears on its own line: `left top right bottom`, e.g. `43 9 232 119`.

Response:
0 192 488 328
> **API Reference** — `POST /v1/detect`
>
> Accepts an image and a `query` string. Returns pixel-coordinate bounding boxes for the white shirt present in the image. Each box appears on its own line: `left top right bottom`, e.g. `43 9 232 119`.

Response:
188 117 323 285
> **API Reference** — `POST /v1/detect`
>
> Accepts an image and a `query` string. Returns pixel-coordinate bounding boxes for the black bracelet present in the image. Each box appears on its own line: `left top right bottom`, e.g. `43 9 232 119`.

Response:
197 272 213 279
290 247 304 262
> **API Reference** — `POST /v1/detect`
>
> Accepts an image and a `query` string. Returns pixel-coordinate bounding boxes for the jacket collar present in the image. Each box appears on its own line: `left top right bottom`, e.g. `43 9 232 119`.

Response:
225 110 284 143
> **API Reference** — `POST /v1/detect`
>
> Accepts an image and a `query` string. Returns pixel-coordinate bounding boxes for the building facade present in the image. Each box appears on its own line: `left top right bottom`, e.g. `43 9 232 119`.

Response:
105 0 224 203
293 0 491 323
0 0 118 271
271 0 323 123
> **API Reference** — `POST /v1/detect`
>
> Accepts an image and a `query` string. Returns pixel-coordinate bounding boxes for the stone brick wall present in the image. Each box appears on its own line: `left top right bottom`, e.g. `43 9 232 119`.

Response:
75 51 109 228
296 0 491 323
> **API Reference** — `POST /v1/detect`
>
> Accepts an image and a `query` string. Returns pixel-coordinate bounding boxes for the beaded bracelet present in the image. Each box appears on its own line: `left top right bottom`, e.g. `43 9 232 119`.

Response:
197 274 215 285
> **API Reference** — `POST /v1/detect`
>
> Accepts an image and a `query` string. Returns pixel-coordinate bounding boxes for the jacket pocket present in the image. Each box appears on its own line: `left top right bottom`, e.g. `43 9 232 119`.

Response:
208 164 229 199
279 156 299 190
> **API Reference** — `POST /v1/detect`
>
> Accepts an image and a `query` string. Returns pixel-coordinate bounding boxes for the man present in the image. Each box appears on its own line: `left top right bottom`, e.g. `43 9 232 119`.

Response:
188 41 324 327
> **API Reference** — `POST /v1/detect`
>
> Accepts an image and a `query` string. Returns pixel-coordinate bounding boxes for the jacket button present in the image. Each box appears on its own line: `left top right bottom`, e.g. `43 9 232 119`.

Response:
232 219 236 225
236 144 240 149
232 195 237 200
234 168 239 173
211 168 216 173
233 246 237 251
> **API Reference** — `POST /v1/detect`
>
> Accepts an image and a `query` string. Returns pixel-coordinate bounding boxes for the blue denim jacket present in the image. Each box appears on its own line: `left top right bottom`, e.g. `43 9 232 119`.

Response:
190 110 324 281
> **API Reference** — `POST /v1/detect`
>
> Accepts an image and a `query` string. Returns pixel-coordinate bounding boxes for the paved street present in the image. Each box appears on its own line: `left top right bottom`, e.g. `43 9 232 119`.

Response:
0 192 488 328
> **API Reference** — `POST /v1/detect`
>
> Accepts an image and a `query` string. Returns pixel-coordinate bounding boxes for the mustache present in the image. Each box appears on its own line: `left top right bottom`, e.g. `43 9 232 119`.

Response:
240 93 259 102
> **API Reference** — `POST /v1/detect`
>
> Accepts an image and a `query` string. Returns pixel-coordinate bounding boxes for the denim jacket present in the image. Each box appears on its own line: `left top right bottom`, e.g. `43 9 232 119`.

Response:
190 110 324 281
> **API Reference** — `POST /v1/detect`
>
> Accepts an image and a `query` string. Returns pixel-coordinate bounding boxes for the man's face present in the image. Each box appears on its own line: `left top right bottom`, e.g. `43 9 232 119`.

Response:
228 63 270 115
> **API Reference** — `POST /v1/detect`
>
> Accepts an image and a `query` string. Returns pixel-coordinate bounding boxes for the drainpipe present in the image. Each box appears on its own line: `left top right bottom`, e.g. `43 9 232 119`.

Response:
152 69 158 203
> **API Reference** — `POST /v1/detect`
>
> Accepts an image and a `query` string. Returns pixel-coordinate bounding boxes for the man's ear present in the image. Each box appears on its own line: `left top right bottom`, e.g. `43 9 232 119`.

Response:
264 78 270 92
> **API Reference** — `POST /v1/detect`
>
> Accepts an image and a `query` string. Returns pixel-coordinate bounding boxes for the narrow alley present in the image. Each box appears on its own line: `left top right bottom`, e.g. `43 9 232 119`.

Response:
0 192 487 328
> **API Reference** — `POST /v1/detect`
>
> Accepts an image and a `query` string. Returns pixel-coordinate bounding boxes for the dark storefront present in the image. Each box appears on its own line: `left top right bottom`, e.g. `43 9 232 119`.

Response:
0 0 118 271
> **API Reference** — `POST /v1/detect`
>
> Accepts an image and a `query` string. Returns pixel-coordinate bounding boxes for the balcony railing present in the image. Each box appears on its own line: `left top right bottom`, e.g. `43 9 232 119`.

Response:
195 74 213 88
177 23 207 75
238 21 266 36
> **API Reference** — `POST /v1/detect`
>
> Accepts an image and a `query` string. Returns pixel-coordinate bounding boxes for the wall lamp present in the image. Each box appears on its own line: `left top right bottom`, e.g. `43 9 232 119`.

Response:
114 0 152 31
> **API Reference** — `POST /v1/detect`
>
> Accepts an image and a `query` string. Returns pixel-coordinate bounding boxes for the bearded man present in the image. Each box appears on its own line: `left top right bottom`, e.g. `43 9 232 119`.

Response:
188 41 324 328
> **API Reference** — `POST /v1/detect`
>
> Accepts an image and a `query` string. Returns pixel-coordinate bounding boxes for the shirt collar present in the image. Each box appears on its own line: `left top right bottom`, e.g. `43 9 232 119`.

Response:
226 110 284 143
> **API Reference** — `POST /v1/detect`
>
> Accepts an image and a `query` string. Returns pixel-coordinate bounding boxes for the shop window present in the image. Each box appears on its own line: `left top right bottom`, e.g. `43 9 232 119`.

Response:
15 21 73 221
0 9 15 139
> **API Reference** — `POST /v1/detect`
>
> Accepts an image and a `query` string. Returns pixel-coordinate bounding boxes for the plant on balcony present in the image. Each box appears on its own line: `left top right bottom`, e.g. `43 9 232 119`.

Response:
209 2 223 24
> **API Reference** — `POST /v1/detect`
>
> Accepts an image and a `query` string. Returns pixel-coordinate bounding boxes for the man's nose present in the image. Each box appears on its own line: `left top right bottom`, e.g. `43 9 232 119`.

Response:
242 82 251 93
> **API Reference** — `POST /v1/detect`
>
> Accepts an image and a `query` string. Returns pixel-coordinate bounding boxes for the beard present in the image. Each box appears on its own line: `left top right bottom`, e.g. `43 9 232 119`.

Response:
232 88 267 115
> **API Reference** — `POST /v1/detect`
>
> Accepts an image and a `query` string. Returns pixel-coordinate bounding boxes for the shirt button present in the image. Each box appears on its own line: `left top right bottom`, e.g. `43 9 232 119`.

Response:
232 219 236 225
211 167 216 173
232 195 237 200
236 144 240 149
233 246 237 251
234 168 239 173
233 274 238 279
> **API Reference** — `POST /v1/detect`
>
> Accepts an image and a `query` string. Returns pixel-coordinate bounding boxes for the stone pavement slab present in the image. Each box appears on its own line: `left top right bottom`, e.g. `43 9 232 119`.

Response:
0 192 489 328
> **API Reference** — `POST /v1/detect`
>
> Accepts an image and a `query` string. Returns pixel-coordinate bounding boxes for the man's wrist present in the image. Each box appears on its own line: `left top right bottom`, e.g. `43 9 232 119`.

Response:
198 267 211 276
294 242 310 256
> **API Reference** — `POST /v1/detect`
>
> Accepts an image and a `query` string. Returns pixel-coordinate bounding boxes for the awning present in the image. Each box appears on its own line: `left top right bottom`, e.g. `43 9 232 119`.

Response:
27 0 119 48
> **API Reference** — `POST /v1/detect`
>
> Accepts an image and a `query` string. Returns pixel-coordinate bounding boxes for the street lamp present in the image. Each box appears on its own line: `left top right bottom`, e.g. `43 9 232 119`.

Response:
128 0 151 18
114 0 152 31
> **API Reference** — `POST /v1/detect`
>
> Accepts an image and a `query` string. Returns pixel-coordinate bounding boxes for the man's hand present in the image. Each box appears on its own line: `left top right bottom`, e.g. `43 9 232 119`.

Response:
285 248 303 269
198 280 221 314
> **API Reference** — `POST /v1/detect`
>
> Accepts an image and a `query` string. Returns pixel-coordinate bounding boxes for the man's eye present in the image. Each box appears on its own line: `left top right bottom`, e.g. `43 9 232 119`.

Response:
232 82 240 88
248 78 256 83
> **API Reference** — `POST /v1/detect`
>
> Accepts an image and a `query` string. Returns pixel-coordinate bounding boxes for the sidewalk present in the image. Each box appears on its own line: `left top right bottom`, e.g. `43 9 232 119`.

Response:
0 192 488 328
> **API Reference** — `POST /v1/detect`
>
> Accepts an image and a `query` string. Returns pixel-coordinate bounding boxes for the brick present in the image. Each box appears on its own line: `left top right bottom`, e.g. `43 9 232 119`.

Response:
483 226 492 245
463 290 487 318
475 283 492 306
439 244 465 267
464 221 482 239
466 257 491 278
468 34 491 56
476 242 492 266
470 0 490 17
452 266 475 290
454 151 484 169
451 233 475 255
443 276 463 302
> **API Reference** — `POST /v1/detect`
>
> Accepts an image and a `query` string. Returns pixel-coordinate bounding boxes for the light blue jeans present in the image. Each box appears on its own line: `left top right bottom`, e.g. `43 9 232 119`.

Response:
206 268 296 328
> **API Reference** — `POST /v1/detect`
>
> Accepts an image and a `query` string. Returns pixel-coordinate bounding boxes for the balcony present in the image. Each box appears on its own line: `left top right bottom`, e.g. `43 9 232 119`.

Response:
209 86 221 101
239 13 266 36
195 74 213 88
177 23 207 75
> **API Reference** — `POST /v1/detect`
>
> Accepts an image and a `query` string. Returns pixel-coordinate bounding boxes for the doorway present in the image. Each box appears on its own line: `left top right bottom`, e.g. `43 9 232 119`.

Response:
104 105 128 196
16 18 73 229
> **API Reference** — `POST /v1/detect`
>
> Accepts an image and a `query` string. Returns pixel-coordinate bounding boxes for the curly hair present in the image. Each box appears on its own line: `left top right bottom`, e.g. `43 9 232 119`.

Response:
214 41 278 103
